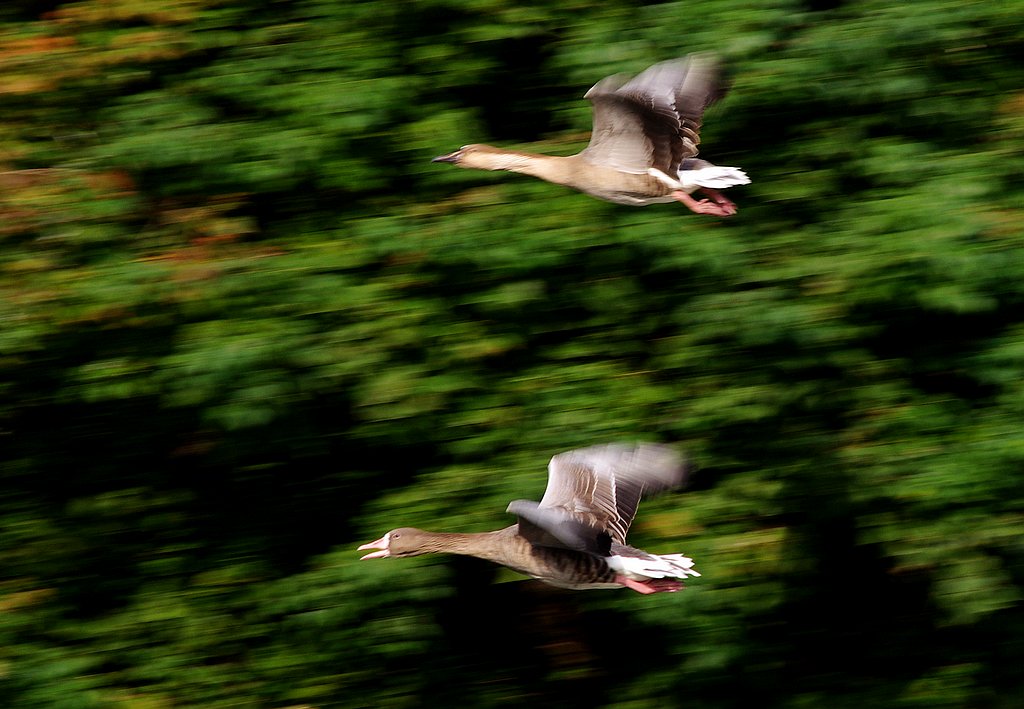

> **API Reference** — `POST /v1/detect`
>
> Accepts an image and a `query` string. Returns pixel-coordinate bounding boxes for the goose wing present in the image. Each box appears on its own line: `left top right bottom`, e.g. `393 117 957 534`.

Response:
507 443 688 554
579 54 725 175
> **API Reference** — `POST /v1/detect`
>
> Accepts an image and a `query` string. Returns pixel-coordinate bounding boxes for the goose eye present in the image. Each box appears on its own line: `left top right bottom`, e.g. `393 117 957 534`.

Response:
392 533 401 539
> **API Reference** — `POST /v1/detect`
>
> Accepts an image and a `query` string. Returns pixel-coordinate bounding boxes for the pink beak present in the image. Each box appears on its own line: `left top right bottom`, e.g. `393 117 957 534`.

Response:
357 534 390 560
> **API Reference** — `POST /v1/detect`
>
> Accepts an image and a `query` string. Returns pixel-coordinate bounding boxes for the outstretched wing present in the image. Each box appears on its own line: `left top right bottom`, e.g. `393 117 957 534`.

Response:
580 54 726 174
507 443 688 553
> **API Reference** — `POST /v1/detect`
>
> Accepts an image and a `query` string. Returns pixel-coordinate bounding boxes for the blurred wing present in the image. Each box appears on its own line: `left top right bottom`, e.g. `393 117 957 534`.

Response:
528 443 688 546
508 500 612 555
581 55 725 174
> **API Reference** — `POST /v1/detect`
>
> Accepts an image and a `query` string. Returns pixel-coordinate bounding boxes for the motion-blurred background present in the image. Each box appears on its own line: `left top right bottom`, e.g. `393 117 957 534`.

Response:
2 0 1023 706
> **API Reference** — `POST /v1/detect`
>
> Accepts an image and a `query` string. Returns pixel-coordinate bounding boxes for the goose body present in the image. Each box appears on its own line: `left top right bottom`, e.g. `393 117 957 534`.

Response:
358 443 700 594
433 54 749 216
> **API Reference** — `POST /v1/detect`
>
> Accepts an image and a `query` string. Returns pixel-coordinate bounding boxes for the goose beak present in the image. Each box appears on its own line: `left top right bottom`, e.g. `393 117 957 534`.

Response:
431 151 460 164
357 535 391 560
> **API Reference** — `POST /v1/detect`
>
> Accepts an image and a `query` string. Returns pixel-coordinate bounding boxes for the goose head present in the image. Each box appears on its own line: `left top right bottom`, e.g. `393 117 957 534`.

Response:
357 527 429 559
431 144 507 170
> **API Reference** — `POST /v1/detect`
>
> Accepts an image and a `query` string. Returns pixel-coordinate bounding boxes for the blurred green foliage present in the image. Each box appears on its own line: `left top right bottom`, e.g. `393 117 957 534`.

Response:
2 0 1024 706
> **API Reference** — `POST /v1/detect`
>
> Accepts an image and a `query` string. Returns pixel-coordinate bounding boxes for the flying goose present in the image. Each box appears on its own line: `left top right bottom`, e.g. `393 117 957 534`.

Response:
433 54 749 216
358 443 700 594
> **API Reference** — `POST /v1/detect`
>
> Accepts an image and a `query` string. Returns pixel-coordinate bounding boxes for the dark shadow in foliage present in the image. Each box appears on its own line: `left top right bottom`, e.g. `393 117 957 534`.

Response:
469 35 564 143
0 1 62 21
174 404 445 573
772 459 944 702
419 556 682 709
2 318 451 615
856 307 1008 403
804 0 844 11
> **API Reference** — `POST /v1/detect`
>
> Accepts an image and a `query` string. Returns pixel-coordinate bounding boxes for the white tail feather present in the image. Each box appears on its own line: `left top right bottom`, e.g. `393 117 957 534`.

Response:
684 166 750 189
647 166 750 192
606 552 701 580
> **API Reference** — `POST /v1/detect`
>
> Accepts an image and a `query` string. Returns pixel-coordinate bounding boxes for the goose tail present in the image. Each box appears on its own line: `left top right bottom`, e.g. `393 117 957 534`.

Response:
683 165 750 189
606 550 701 580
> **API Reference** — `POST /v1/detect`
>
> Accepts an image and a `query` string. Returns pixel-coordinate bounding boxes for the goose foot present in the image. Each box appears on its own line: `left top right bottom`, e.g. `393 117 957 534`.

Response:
700 188 737 216
672 190 735 217
616 575 683 594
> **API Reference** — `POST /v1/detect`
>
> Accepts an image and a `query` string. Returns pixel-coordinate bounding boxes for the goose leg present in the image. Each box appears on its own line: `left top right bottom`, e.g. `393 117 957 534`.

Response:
700 187 737 215
671 190 733 217
616 575 683 594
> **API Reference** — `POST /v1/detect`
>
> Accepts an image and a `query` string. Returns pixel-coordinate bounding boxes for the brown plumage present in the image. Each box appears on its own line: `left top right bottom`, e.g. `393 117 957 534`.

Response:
357 443 701 594
433 54 749 216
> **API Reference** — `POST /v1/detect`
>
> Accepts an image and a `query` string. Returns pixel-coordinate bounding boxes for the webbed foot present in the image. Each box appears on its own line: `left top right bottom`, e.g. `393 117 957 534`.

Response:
671 190 735 217
616 575 684 594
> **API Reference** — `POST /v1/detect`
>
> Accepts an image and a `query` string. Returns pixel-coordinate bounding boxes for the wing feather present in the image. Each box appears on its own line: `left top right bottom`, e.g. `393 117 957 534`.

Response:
508 443 688 552
580 54 726 174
